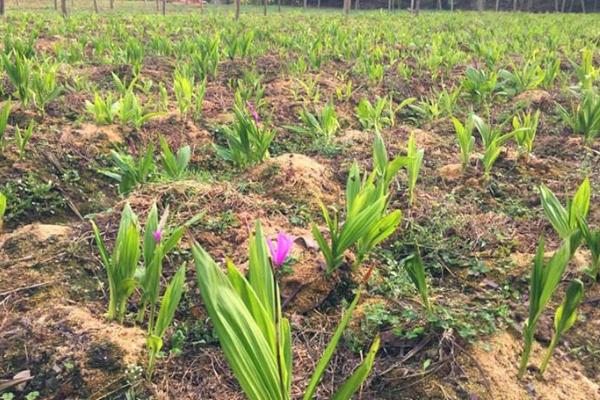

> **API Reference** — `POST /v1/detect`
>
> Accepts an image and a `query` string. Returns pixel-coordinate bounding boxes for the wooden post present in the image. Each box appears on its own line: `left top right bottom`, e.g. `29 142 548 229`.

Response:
235 0 240 19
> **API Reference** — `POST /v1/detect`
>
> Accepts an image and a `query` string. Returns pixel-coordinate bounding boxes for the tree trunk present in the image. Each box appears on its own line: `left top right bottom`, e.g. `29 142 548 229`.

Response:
355 0 359 9
278 0 281 12
61 0 67 16
343 0 350 15
580 0 586 11
513 0 517 10
415 0 420 14
437 0 441 9
388 0 392 11
110 0 114 9
317 0 320 7
450 0 454 10
0 0 4 16
263 0 267 15
554 0 559 11
561 0 566 11
162 0 165 15
410 0 414 12
155 0 159 11
93 0 98 12
235 0 240 19
303 0 306 7
477 0 484 11
568 0 574 11
495 0 499 10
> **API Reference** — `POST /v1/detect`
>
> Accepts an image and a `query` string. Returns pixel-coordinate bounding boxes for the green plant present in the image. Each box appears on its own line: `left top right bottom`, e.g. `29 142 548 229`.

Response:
512 109 540 158
118 90 160 130
557 91 600 143
100 144 155 195
577 218 600 280
574 48 598 92
146 265 186 378
91 204 140 323
0 192 6 232
30 63 62 115
0 100 11 152
215 105 275 168
402 251 433 316
85 92 121 125
462 67 499 106
193 78 207 122
473 115 513 180
518 237 576 378
293 103 340 143
173 71 194 119
452 115 475 170
137 204 186 325
539 178 590 239
356 96 413 132
410 97 442 123
539 279 584 376
2 53 32 105
159 136 191 180
405 133 424 207
193 221 380 400
498 61 544 97
313 135 403 275
14 120 34 160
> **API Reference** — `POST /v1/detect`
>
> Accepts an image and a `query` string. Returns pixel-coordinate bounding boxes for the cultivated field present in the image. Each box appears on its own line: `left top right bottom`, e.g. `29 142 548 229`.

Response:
1 6 600 400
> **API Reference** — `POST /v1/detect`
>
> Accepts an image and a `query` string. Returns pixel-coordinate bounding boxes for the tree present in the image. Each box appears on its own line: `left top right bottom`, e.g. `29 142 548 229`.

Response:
93 0 98 13
0 0 4 16
235 0 240 19
61 0 67 16
343 0 350 14
263 0 267 15
162 0 166 14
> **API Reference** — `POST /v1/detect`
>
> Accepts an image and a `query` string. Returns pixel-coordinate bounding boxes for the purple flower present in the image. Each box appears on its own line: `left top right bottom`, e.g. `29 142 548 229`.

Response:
266 232 294 268
152 229 162 244
246 101 260 124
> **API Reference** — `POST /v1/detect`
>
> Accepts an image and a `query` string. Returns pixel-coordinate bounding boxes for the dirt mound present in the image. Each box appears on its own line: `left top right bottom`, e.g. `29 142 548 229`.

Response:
247 153 339 209
59 123 123 152
459 332 600 400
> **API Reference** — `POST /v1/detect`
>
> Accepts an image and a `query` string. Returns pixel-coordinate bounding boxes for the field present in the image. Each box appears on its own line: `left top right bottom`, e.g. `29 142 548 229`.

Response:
1 6 600 400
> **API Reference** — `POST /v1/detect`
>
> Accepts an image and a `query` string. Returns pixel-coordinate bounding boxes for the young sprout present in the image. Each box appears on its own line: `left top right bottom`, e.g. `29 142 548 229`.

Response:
91 204 140 323
159 136 191 180
576 218 600 280
402 251 433 316
539 279 584 376
512 109 540 159
0 100 10 153
0 192 6 232
14 120 34 160
452 115 475 170
518 237 576 378
539 177 590 240
405 132 424 207
146 265 186 379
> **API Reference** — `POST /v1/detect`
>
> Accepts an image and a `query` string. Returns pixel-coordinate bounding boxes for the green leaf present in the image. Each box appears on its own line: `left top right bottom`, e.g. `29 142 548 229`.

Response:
303 291 362 400
330 336 380 400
